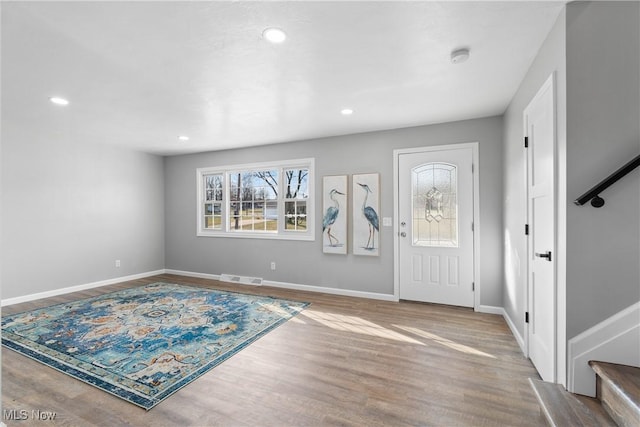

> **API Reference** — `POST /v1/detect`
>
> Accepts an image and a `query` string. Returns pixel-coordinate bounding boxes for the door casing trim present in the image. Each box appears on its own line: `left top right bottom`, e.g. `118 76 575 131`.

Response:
393 142 480 310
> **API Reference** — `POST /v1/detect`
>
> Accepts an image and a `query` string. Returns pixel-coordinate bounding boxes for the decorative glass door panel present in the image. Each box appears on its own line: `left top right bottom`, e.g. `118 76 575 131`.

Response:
411 163 458 247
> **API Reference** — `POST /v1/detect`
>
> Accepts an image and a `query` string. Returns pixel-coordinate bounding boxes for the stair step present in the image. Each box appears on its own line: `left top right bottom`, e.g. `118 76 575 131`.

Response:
529 378 616 427
589 361 640 427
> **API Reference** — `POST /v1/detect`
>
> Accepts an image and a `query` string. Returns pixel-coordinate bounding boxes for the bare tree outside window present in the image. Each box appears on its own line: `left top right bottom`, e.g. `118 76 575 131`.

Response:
284 168 309 230
229 170 279 231
203 174 223 229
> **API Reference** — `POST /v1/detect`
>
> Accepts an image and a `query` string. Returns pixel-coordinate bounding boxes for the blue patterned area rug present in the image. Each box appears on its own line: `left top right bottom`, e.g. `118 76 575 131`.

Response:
2 282 308 410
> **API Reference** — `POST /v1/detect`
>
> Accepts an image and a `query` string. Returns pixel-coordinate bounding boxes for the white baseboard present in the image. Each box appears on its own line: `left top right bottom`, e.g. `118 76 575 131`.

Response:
164 269 221 281
165 269 397 302
0 270 165 307
263 279 398 302
477 305 503 315
502 308 526 354
568 301 640 397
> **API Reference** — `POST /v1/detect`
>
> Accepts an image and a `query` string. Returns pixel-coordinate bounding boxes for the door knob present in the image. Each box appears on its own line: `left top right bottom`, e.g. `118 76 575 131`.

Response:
400 232 407 237
535 251 552 261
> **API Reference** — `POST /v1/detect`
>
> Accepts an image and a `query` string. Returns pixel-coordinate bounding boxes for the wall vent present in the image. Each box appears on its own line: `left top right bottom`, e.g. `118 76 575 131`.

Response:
219 274 263 286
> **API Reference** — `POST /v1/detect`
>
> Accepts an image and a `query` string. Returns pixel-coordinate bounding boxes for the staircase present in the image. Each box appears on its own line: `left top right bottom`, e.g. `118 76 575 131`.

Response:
530 361 640 427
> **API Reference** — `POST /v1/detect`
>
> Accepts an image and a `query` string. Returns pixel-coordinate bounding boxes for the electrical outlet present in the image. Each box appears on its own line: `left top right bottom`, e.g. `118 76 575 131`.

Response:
115 260 121 268
270 262 276 271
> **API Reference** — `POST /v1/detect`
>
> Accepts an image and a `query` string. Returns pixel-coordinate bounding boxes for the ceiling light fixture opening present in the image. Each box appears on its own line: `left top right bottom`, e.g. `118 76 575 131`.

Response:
262 27 287 43
49 97 69 106
178 135 190 141
341 108 354 116
450 48 470 64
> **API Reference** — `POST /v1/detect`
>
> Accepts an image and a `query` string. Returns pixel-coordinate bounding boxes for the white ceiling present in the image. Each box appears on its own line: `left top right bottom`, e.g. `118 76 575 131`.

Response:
2 1 565 156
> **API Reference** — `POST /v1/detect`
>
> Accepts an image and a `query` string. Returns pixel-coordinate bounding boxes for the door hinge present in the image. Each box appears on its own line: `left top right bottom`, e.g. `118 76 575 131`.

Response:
524 136 529 148
472 282 475 292
472 163 474 173
471 221 474 232
525 312 529 323
525 224 529 235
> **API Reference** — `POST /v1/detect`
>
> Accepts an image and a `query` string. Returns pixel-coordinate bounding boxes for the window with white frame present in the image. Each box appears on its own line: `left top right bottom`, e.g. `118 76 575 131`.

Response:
197 158 314 240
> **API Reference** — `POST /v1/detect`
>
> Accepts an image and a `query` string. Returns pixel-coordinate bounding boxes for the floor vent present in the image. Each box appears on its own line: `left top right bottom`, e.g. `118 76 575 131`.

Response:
219 274 263 286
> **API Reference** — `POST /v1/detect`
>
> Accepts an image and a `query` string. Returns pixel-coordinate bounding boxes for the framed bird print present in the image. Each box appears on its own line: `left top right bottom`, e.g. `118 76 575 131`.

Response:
352 173 379 256
322 175 348 254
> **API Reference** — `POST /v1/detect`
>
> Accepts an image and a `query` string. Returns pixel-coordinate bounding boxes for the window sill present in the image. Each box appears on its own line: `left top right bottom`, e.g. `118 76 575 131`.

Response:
196 230 315 241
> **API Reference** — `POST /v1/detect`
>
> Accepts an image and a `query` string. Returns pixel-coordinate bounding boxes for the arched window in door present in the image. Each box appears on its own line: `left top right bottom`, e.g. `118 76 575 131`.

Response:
411 162 458 247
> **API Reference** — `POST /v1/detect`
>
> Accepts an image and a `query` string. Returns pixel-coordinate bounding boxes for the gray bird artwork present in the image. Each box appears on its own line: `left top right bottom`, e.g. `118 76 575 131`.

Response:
323 189 344 246
357 183 379 250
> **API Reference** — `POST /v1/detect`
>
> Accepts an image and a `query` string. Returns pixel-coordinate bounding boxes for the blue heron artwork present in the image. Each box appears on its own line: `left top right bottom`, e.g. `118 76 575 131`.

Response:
323 189 345 246
358 183 379 249
353 173 380 256
322 175 348 254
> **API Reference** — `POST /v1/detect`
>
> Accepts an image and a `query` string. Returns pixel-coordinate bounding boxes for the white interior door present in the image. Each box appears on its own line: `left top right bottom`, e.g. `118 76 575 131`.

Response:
398 146 475 307
526 75 556 382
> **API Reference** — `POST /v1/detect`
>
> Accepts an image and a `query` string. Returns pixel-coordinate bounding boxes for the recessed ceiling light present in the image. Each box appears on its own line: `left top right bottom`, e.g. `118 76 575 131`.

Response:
341 108 354 116
451 48 470 64
49 97 69 106
178 135 189 141
262 27 286 43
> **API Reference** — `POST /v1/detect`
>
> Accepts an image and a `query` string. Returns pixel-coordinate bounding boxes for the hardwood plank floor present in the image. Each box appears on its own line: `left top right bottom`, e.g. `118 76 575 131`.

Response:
2 274 545 426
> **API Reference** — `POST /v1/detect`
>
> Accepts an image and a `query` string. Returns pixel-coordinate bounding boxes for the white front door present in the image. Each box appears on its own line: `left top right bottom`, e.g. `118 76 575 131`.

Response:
398 145 475 307
526 74 556 382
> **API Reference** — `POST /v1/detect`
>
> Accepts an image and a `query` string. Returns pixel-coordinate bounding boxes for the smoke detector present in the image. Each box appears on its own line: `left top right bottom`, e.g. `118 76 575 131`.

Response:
451 48 470 64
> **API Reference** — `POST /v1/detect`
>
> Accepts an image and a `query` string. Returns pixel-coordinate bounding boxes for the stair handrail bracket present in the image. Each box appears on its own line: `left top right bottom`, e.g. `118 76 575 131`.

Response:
574 153 640 208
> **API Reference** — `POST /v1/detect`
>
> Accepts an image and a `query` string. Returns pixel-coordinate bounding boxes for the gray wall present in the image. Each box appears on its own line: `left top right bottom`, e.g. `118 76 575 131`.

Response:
502 9 567 342
165 116 504 306
565 1 640 338
1 124 165 300
503 1 640 346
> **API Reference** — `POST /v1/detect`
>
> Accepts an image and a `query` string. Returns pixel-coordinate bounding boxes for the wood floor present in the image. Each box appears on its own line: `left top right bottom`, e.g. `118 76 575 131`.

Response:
2 274 545 426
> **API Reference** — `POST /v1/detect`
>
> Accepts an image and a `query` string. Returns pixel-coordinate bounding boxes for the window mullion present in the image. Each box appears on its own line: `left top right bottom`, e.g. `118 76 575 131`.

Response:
199 175 204 232
224 172 229 232
277 167 284 234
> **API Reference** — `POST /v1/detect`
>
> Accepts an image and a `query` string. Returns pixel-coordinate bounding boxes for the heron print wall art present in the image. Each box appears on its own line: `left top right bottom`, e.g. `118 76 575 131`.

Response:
353 173 379 256
322 175 348 254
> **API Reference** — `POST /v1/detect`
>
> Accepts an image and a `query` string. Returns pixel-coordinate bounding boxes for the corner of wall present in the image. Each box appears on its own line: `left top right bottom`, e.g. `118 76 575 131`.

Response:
567 301 640 397
502 307 526 354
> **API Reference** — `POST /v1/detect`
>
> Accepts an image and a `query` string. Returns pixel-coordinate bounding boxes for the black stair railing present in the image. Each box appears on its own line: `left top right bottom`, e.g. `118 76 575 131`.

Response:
574 153 640 207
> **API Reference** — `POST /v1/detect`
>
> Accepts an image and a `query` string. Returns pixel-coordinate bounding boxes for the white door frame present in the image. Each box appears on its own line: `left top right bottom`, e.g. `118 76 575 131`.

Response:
524 73 559 383
393 142 481 310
